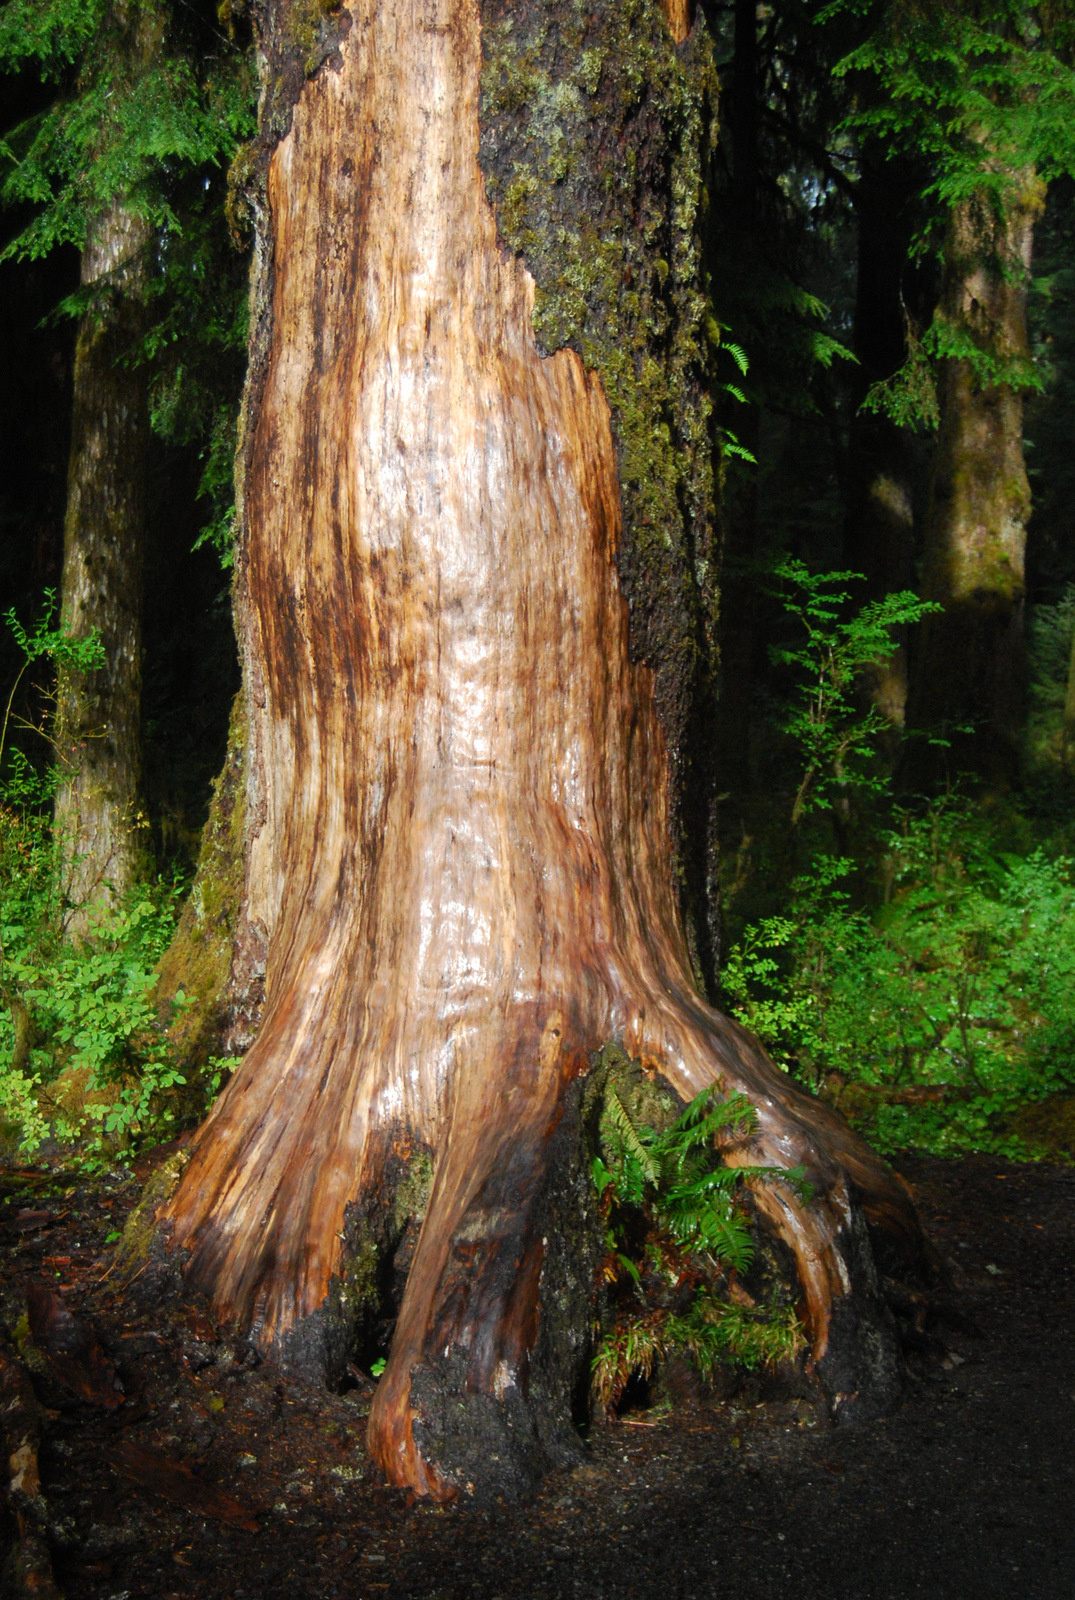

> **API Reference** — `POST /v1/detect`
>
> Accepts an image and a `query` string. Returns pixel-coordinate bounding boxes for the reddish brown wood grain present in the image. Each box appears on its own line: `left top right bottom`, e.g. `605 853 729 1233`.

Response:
164 0 922 1498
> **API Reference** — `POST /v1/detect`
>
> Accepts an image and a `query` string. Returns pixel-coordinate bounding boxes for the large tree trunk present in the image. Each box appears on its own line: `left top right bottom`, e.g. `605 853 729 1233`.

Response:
53 4 159 924
158 0 925 1501
904 171 1045 786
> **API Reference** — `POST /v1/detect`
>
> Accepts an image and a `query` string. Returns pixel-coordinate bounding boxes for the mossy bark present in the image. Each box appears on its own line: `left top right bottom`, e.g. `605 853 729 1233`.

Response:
905 172 1046 786
52 2 163 928
477 0 722 981
155 694 257 1073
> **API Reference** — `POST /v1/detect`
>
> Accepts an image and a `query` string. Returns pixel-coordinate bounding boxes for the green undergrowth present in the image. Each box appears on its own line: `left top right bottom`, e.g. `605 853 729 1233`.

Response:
587 1051 807 1414
0 800 190 1162
722 803 1075 1160
0 598 203 1166
720 561 1075 1162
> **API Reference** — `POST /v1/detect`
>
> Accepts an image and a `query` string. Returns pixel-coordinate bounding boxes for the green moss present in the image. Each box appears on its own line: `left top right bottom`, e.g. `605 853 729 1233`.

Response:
391 1146 434 1234
155 692 247 1075
478 1 720 979
478 0 718 753
287 0 346 76
582 1041 681 1139
307 1143 436 1381
112 1146 191 1281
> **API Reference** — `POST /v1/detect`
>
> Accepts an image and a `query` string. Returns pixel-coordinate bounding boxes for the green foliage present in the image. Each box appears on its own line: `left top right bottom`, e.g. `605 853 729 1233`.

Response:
0 597 188 1161
592 1297 805 1415
860 313 941 430
590 1082 807 1411
767 558 940 824
818 1 1075 412
0 1 254 265
1 589 104 803
0 0 256 564
595 1083 809 1274
722 802 1075 1157
824 2 1075 214
723 564 1075 1159
2 885 187 1153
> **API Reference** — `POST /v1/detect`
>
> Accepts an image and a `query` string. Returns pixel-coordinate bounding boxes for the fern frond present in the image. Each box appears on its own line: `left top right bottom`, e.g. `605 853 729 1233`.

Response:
602 1088 659 1188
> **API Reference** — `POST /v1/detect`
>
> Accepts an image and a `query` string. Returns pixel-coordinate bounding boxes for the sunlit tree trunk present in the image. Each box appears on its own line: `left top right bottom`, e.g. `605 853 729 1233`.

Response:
53 2 160 923
905 170 1045 785
158 0 925 1501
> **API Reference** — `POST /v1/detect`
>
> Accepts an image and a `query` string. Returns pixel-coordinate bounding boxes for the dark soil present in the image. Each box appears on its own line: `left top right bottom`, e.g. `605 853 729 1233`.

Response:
2 1151 1073 1600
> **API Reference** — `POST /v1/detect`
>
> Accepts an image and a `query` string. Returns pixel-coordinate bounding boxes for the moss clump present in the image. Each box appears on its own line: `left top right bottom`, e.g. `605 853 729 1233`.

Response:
582 1041 681 1141
155 693 248 1083
286 0 347 77
112 1146 191 1282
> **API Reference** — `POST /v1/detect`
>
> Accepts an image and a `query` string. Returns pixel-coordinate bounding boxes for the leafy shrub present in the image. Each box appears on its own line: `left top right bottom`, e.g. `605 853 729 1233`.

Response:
0 804 187 1159
722 802 1075 1157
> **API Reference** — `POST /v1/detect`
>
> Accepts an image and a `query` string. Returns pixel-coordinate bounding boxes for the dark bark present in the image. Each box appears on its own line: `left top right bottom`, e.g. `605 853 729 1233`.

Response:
154 0 927 1501
842 149 927 730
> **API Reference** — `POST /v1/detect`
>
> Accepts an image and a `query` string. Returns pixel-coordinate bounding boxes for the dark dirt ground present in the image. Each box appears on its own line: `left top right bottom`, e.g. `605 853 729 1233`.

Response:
2 1150 1073 1600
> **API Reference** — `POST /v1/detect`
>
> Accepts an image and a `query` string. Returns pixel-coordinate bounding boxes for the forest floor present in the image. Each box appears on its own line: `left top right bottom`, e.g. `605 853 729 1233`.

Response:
1 1148 1072 1600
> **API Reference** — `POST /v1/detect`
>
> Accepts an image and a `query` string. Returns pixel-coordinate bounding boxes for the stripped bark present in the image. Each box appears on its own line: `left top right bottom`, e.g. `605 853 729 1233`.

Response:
159 0 926 1500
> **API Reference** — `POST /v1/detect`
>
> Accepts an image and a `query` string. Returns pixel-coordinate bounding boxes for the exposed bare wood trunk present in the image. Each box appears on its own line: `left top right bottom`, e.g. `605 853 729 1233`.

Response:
160 0 925 1501
905 171 1045 786
53 4 160 925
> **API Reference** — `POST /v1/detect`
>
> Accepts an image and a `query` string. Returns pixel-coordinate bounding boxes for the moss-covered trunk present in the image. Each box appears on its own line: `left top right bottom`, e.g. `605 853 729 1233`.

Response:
52 2 162 925
905 171 1045 785
53 200 150 922
156 0 926 1501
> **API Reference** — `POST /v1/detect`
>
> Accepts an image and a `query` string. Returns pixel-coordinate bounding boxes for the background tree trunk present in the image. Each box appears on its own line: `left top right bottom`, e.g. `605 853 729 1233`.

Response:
713 0 763 797
159 0 925 1501
905 170 1046 786
842 149 927 733
53 2 160 924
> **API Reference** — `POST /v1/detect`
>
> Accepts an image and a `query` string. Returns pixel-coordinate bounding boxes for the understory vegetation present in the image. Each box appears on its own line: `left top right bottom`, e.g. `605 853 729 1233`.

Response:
589 1063 807 1414
0 600 192 1161
717 565 1075 1162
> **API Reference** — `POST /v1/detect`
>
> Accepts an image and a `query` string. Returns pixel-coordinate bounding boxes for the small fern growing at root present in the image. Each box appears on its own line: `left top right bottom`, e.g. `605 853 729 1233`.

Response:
592 1298 805 1414
590 1066 810 1415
